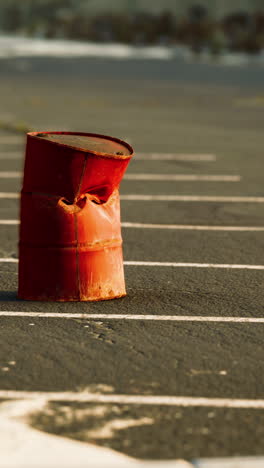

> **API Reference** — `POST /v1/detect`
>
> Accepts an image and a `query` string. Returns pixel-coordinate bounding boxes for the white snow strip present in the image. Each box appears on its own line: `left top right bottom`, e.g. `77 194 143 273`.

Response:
0 312 264 323
0 171 21 178
0 399 261 468
121 222 264 232
0 400 141 468
121 195 264 203
2 220 264 231
137 153 216 161
1 391 264 409
124 174 240 182
0 35 173 60
1 258 264 270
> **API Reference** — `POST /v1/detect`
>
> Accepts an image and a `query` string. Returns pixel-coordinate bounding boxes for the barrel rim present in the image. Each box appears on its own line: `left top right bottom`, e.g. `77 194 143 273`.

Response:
27 131 134 160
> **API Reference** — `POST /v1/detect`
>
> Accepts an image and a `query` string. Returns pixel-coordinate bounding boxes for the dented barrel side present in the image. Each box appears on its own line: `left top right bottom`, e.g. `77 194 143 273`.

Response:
18 131 134 301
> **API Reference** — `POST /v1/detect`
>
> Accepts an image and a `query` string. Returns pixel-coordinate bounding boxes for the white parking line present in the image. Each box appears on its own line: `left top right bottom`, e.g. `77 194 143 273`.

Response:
124 174 240 182
137 153 216 161
0 136 24 144
121 223 264 232
0 220 19 225
125 261 264 270
1 391 264 408
1 258 264 269
0 172 21 178
0 172 241 182
0 193 19 199
1 193 264 203
0 152 216 162
0 152 23 159
0 312 264 323
121 195 264 203
2 220 264 232
0 258 18 262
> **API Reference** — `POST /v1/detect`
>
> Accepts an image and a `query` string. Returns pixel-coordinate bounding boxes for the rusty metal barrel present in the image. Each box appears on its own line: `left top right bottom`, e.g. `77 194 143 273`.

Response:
18 132 134 301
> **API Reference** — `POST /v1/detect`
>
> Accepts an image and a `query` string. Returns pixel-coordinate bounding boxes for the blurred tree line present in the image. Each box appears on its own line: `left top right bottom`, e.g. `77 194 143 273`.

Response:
0 0 263 53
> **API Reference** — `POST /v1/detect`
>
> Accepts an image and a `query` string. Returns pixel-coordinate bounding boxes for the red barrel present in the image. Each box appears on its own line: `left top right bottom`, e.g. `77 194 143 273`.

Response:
18 132 134 301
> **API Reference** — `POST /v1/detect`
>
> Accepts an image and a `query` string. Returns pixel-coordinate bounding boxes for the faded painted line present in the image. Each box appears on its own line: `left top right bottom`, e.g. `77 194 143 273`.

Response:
121 222 264 232
0 220 19 225
125 261 264 270
0 152 216 162
235 96 264 108
2 220 264 232
124 174 240 182
0 172 241 182
137 153 216 161
0 135 24 142
0 258 18 263
121 195 264 203
0 192 19 199
1 193 264 203
0 152 23 159
0 171 21 178
1 258 264 270
0 311 264 323
1 391 264 408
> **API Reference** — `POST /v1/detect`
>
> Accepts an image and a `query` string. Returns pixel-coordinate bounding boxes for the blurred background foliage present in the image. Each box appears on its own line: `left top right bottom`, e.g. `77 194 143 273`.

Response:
0 0 263 54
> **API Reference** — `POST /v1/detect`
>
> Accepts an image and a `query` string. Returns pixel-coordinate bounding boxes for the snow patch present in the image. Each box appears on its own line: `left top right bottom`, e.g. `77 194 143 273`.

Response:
0 35 173 60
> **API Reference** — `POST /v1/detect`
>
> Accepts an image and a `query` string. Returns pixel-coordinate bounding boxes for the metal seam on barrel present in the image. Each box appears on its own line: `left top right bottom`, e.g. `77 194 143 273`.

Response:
76 154 88 301
73 211 80 300
18 239 122 250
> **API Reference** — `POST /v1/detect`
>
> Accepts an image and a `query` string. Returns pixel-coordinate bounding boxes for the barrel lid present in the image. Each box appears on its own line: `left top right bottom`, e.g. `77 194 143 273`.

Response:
34 132 132 157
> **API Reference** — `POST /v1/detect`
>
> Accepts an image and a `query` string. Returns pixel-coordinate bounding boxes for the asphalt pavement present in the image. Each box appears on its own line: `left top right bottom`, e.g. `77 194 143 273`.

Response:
0 55 264 466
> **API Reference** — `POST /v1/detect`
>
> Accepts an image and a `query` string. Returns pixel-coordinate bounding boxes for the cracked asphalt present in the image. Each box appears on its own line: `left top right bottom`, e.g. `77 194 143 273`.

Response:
0 55 264 462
